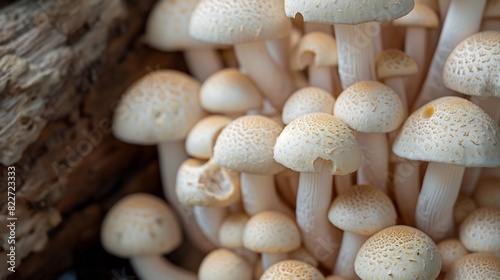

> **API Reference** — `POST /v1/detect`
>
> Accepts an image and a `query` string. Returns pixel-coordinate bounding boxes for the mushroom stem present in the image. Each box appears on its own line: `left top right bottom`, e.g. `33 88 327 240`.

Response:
130 256 197 280
308 65 333 93
460 168 483 196
371 22 383 55
184 49 224 81
385 77 409 114
335 174 352 196
194 206 228 247
393 161 420 226
403 27 427 107
262 253 288 271
266 36 290 69
333 231 368 279
356 133 389 193
304 22 333 34
416 162 465 241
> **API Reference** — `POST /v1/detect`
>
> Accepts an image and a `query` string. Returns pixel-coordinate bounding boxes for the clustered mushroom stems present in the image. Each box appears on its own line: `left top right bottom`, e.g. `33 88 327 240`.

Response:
183 49 225 81
308 62 334 94
393 161 420 226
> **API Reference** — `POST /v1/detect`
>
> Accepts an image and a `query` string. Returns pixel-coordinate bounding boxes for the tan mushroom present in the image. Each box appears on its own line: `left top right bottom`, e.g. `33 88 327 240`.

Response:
198 249 252 280
447 253 500 279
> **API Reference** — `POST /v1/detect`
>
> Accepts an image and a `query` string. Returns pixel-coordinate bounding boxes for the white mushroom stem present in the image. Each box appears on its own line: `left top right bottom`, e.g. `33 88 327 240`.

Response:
416 162 465 241
333 231 368 279
371 22 383 55
194 206 228 247
309 65 333 93
130 256 197 280
183 49 224 81
335 174 352 196
385 77 409 114
403 27 427 106
266 36 290 69
262 253 288 271
157 141 215 253
393 161 420 226
356 133 389 193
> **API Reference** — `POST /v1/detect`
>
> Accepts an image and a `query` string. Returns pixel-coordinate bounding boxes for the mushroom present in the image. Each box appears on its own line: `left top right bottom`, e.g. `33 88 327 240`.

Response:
218 212 258 264
198 249 253 280
459 207 500 253
260 260 325 280
473 177 500 208
100 193 196 280
281 87 335 125
289 247 319 268
447 253 500 279
392 96 500 241
453 194 477 225
436 239 469 273
185 115 232 160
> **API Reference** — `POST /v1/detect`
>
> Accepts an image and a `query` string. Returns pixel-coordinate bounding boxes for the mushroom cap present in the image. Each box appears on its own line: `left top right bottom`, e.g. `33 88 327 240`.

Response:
100 193 181 257
473 177 500 208
459 207 500 253
290 32 338 70
447 253 500 280
437 239 469 273
393 96 500 167
334 81 405 133
243 211 301 254
443 31 500 97
354 225 441 280
189 0 291 44
198 249 252 280
200 69 263 114
453 194 477 226
284 0 415 24
260 260 325 280
274 113 362 175
112 70 205 144
328 184 397 235
392 2 439 28
282 87 335 125
376 49 419 79
218 212 249 249
214 115 285 175
186 115 232 160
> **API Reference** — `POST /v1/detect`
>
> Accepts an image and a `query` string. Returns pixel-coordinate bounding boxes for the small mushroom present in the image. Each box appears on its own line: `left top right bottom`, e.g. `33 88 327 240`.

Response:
459 207 500 253
260 260 325 280
198 249 252 280
281 87 335 125
436 239 469 273
447 253 500 279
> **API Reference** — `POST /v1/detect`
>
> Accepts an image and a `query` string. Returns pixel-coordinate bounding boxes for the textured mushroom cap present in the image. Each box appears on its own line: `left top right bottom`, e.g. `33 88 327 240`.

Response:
199 249 252 280
214 115 285 174
376 49 419 79
354 226 441 280
392 2 439 28
219 212 249 249
328 185 397 235
112 70 205 144
186 115 232 160
243 211 301 254
447 253 500 280
200 69 263 114
274 113 362 175
437 239 469 273
282 87 335 125
290 32 338 70
473 177 500 208
189 0 291 44
100 193 181 257
284 0 415 24
443 31 500 97
453 194 477 225
260 260 325 280
393 96 500 167
334 81 405 133
459 207 500 253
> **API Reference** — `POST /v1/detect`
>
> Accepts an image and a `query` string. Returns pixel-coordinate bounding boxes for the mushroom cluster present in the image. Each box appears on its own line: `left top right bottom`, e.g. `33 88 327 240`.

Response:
101 0 500 279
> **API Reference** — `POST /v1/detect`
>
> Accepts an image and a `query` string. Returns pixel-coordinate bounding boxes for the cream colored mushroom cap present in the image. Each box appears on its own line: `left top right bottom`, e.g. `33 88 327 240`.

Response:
459 207 500 253
453 194 477 225
219 212 249 249
437 239 469 273
214 115 285 174
189 0 291 44
186 115 232 160
354 225 441 280
260 260 325 280
393 2 439 28
100 193 181 258
393 96 500 167
334 81 405 133
328 185 397 235
274 113 362 175
243 211 301 254
473 177 500 208
112 70 205 144
282 87 335 125
200 69 263 114
443 31 500 97
447 253 500 280
376 49 419 79
199 249 252 280
285 0 414 24
290 32 338 70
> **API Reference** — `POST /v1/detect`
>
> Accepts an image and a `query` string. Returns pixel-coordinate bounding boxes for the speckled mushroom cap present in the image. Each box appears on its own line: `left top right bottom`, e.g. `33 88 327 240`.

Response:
443 31 500 97
112 70 205 144
260 260 325 280
290 32 338 70
189 0 291 44
328 184 397 235
186 115 232 160
284 0 414 24
447 253 500 280
334 81 405 133
219 212 249 249
200 69 263 114
198 249 252 280
243 211 301 254
100 193 181 258
213 115 285 175
437 239 469 273
392 96 500 167
473 177 500 208
354 225 441 280
274 113 362 175
459 207 500 253
392 2 439 28
376 49 419 80
282 87 335 125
